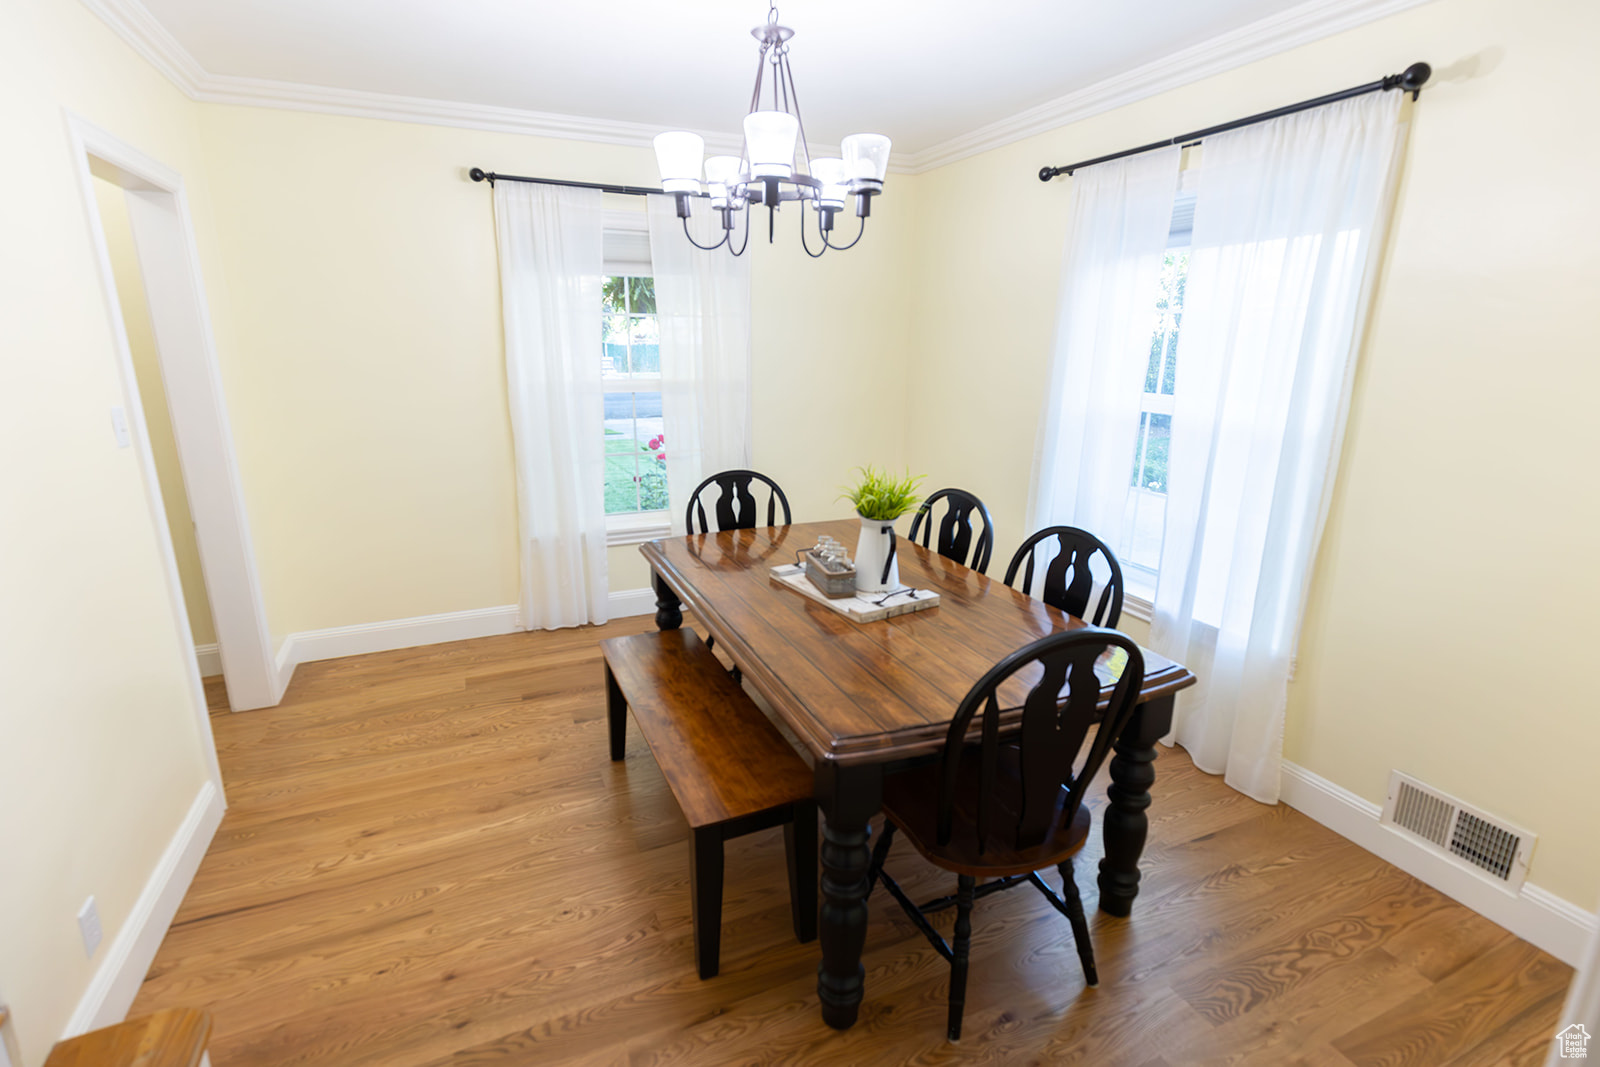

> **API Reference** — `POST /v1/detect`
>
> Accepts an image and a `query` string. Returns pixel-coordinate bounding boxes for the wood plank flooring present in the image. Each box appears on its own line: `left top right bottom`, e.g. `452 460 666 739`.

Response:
131 618 1571 1065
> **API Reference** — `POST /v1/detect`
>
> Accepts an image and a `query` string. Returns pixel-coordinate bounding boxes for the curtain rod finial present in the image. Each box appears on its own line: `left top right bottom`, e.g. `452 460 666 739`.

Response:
1039 166 1058 183
1399 62 1431 93
469 167 488 183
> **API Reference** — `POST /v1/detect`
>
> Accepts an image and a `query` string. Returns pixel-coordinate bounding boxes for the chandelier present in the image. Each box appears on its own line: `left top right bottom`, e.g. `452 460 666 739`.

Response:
652 3 891 257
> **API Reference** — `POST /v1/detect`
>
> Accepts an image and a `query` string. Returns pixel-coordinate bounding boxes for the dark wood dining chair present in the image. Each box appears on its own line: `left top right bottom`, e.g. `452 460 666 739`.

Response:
866 627 1146 1041
907 488 995 574
684 469 791 675
685 469 792 535
1002 526 1125 627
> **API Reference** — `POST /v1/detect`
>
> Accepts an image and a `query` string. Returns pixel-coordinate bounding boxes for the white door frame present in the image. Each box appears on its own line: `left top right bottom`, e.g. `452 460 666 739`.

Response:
1549 919 1598 1064
65 112 282 719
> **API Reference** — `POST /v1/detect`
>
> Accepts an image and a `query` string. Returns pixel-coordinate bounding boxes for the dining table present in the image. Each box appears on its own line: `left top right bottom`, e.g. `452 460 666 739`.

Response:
638 518 1197 1030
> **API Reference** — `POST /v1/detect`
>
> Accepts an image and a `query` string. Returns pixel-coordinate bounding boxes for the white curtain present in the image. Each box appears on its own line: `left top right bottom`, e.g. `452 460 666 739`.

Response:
1153 91 1405 802
493 181 609 629
1028 147 1182 547
647 195 753 534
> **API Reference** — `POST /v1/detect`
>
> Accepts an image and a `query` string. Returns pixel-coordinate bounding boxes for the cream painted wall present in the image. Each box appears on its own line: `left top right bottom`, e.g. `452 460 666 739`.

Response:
192 104 913 622
0 0 230 1062
91 178 219 650
906 0 1600 907
8 0 1591 1057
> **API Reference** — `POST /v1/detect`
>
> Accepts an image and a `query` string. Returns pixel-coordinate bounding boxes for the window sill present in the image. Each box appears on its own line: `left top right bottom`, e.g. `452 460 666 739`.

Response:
606 514 671 547
1121 592 1154 624
1121 565 1156 624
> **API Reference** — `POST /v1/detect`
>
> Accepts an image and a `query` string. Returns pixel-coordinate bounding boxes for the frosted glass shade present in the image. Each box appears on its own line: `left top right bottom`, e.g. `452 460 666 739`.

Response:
842 133 892 182
744 111 799 178
654 131 705 194
810 158 850 208
703 155 745 207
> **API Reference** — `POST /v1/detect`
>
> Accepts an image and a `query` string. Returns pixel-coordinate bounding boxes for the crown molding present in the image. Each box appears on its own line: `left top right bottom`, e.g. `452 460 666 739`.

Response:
198 72 754 154
80 0 205 95
899 0 1438 173
82 0 1434 179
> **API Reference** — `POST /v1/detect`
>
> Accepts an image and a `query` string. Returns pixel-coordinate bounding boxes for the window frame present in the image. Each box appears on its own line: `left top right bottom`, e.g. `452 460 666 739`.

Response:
601 209 671 544
1120 172 1198 615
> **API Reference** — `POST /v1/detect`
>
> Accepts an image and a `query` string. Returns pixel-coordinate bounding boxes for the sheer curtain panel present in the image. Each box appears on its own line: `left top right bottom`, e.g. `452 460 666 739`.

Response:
647 194 753 533
1153 91 1405 802
494 181 609 629
1027 147 1182 551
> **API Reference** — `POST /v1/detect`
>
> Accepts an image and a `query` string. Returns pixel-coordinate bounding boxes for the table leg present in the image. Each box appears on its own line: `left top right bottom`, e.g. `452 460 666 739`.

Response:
651 570 682 631
814 760 882 1030
1098 693 1175 917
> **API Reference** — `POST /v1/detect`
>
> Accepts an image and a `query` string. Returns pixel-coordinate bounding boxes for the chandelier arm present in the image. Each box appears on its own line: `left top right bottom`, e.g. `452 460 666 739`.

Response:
798 206 828 259
728 203 753 257
822 211 867 252
680 214 730 252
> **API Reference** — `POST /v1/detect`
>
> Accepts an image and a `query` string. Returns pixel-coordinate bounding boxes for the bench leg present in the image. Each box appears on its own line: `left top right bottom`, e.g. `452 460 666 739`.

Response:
604 659 626 762
690 826 724 979
785 801 818 944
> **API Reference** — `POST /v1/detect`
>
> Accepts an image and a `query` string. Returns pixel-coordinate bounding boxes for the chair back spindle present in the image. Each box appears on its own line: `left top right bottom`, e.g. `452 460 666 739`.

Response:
938 628 1143 855
1003 526 1126 626
908 488 996 574
685 469 793 534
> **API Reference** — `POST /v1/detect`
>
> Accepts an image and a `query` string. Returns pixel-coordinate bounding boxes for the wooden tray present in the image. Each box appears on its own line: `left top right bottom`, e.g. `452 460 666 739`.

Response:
769 564 940 622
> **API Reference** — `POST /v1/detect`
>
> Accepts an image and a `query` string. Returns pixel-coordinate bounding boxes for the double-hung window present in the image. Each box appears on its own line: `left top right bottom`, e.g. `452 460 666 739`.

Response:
601 214 670 541
1119 176 1195 601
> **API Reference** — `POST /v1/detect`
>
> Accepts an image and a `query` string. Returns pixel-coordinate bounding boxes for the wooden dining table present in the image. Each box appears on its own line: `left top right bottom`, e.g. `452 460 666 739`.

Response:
639 518 1197 1031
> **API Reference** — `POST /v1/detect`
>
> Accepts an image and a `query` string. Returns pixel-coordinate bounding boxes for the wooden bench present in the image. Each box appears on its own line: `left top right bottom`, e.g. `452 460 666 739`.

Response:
45 1008 211 1067
602 628 817 978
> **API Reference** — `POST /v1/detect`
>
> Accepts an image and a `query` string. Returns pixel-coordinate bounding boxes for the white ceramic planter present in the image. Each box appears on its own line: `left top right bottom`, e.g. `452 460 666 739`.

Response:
853 512 900 593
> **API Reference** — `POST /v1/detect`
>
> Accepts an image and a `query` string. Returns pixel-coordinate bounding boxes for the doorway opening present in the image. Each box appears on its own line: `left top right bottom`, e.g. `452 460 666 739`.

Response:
69 115 280 725
92 177 223 679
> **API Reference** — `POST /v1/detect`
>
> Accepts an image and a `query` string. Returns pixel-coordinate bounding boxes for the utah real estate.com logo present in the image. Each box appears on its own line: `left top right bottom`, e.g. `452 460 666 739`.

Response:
1559 1024 1592 1060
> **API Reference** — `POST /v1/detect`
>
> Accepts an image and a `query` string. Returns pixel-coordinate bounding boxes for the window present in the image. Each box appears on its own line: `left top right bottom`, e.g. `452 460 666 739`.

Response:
601 274 665 516
600 211 668 540
1119 184 1194 598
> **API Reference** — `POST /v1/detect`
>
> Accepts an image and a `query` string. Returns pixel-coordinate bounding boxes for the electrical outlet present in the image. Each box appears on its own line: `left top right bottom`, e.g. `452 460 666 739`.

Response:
77 896 103 958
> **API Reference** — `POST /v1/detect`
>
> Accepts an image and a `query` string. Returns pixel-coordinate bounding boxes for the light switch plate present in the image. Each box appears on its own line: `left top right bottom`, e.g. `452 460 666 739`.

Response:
110 406 131 448
77 897 102 958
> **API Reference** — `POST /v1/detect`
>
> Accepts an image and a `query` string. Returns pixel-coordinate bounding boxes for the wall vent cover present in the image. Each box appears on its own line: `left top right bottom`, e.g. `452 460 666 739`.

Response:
1381 771 1533 891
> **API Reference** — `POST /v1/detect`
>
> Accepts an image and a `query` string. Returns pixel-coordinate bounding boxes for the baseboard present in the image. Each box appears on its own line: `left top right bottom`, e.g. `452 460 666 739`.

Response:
275 604 522 682
1280 761 1596 967
62 779 224 1037
270 589 658 694
608 587 657 619
192 642 221 677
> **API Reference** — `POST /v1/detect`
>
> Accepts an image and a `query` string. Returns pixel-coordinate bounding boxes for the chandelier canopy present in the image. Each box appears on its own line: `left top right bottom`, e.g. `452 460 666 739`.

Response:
652 4 891 257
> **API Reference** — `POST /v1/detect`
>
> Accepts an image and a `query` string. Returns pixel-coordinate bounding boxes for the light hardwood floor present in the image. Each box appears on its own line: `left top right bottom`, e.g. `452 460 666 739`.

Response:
132 617 1571 1065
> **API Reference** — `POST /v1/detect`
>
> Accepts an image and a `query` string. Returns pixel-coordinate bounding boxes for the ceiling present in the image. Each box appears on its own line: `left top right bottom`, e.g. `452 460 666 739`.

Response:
135 0 1319 156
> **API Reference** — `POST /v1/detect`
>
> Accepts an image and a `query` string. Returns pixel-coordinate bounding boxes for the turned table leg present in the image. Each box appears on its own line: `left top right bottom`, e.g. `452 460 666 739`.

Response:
652 570 682 631
814 760 882 1030
1098 693 1175 917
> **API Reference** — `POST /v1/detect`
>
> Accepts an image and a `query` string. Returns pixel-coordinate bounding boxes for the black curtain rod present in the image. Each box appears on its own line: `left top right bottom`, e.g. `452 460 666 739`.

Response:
1038 61 1431 181
468 167 662 197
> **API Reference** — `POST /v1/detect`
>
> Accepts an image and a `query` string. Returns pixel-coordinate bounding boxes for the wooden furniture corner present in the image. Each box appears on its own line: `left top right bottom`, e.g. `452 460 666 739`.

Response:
44 1008 211 1067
